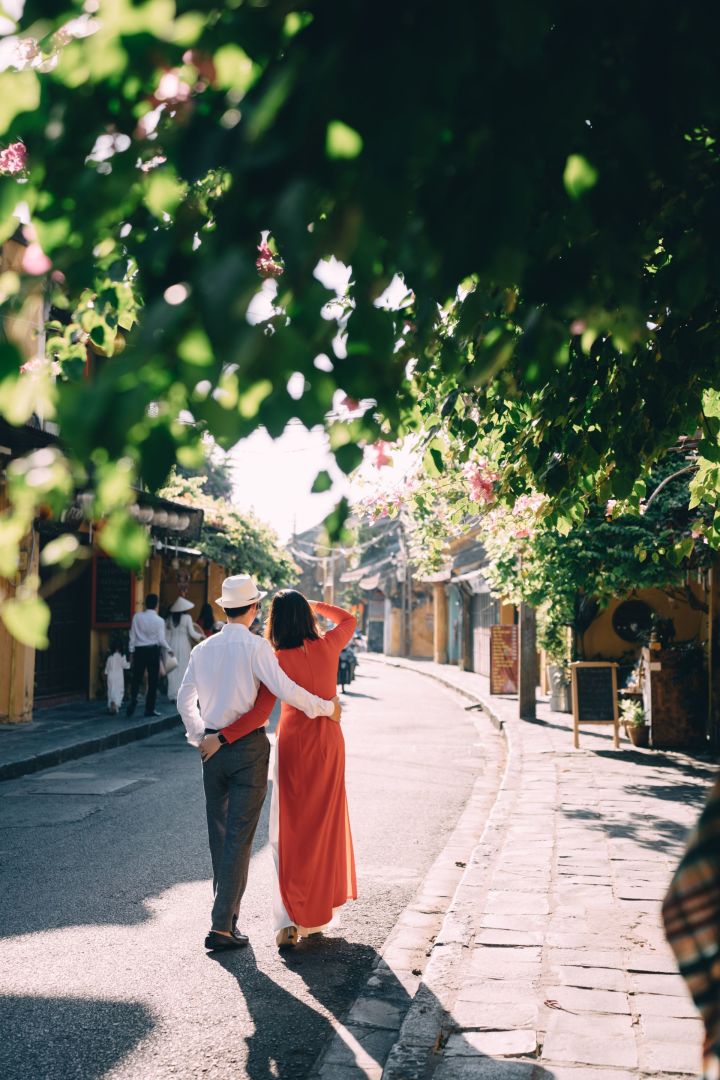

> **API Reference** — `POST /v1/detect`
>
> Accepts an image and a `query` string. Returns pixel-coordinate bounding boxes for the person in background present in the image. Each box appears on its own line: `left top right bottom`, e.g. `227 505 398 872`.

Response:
105 637 129 715
165 597 204 701
127 593 172 718
198 602 221 638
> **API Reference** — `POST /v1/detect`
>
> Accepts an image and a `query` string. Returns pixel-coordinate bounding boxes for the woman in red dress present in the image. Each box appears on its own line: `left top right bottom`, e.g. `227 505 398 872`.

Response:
223 591 358 948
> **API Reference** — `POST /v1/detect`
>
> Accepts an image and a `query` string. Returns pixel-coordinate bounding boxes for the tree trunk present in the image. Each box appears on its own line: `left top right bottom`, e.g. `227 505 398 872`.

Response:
518 602 537 720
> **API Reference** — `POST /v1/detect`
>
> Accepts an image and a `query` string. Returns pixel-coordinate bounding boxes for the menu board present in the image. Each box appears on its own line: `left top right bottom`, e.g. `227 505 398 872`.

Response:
490 625 518 694
571 662 619 748
92 555 134 629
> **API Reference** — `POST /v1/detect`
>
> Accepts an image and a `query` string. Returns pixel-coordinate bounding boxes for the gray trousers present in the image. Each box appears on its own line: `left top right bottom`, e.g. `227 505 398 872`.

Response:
202 728 270 932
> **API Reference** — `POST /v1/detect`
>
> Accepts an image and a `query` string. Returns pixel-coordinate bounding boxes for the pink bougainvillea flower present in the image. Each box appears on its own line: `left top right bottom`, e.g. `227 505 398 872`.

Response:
340 394 361 412
371 441 393 468
154 70 192 105
138 154 168 173
182 49 216 84
256 236 284 279
0 141 27 175
22 242 52 275
605 498 617 518
463 459 498 505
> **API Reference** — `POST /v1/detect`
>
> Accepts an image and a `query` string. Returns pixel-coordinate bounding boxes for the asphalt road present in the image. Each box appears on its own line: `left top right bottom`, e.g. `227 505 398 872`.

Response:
0 661 491 1080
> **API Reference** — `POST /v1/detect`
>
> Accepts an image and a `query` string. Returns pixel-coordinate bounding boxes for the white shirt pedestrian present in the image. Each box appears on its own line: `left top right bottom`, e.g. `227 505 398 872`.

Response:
105 650 130 713
129 608 170 652
177 622 336 746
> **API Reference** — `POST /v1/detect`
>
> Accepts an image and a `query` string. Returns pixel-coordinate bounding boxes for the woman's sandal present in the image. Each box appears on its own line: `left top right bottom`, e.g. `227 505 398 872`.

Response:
276 925 298 949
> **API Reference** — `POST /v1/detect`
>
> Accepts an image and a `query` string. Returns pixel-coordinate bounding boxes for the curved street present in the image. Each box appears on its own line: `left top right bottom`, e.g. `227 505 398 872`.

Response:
0 661 499 1080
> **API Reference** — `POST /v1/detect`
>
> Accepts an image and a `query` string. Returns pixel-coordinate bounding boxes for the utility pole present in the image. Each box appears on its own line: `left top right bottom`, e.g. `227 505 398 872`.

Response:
323 551 335 605
518 601 537 720
397 524 411 657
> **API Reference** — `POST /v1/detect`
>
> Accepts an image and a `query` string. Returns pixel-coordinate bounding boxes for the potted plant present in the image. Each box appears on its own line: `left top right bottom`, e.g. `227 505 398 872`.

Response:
538 613 572 712
620 698 649 748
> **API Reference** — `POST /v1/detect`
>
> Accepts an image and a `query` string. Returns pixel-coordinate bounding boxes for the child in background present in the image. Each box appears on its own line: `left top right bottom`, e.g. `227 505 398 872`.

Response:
105 638 130 714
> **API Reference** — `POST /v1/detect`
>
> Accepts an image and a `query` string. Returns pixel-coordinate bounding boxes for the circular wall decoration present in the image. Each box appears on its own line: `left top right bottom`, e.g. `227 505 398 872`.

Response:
612 599 654 644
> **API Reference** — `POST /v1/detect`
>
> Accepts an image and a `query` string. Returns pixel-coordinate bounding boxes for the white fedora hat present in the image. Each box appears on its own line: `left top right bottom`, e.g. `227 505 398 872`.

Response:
169 596 194 613
216 574 267 609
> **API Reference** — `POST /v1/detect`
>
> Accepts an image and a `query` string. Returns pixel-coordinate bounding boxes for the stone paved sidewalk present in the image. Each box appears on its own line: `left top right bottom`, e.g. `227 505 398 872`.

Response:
376 657 715 1080
329 656 713 1080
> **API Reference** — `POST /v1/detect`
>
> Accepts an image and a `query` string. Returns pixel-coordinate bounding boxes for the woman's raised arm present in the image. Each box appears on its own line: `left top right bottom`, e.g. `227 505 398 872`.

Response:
312 602 357 651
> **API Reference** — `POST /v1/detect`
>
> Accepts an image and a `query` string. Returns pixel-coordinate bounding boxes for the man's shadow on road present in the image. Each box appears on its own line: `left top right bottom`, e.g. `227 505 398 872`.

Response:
211 943 558 1080
211 939 406 1079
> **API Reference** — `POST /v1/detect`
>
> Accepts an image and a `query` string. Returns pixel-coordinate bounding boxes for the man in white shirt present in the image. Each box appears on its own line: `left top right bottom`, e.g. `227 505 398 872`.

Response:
177 574 341 952
127 593 171 718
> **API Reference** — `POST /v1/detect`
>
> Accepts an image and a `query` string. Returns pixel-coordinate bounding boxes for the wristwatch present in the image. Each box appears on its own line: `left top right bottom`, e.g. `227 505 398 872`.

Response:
217 732 228 745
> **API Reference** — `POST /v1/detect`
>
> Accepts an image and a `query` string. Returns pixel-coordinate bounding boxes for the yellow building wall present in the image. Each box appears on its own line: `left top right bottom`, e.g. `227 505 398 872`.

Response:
410 593 434 658
207 561 227 622
0 526 39 722
384 606 402 656
583 584 708 659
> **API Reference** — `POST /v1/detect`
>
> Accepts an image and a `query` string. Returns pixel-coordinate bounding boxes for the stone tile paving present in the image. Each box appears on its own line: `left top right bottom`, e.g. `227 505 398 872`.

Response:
308 689 507 1080
372 657 715 1080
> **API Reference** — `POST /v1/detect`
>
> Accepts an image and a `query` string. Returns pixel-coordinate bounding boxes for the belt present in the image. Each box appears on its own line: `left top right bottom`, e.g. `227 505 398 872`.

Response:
204 727 264 738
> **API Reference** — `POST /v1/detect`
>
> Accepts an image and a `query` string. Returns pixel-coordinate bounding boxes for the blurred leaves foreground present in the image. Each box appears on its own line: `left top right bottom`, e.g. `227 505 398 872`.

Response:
1 1 720 646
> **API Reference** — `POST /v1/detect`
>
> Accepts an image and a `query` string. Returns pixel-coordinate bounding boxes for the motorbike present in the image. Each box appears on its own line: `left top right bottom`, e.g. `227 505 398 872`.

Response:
337 644 358 692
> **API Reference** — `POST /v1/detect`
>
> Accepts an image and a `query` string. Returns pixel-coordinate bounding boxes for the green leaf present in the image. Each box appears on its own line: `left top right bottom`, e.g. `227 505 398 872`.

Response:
99 512 150 569
324 496 351 543
143 170 187 218
326 120 363 159
429 447 445 473
311 470 333 493
0 71 39 132
1 594 50 649
563 154 599 199
335 442 363 474
40 534 81 568
213 44 257 93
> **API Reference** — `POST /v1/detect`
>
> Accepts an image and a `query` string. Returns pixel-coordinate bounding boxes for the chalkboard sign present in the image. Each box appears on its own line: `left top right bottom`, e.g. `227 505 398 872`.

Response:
92 555 134 629
571 662 620 749
490 625 518 695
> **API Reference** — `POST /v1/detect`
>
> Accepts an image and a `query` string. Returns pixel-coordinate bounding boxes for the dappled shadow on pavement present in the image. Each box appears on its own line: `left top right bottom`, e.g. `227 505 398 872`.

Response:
211 940 403 1080
213 939 560 1080
0 996 154 1080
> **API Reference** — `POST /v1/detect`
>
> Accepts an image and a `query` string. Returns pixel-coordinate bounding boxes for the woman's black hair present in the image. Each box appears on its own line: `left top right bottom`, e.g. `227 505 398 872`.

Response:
171 612 182 627
266 590 319 650
198 603 215 631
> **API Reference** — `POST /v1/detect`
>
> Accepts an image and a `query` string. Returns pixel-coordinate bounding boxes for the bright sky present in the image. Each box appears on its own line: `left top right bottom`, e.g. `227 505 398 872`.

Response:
227 422 350 541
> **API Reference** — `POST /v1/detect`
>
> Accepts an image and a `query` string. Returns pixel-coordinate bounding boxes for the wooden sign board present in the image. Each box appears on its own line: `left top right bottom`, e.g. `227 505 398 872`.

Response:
571 662 620 748
490 624 518 695
92 555 134 629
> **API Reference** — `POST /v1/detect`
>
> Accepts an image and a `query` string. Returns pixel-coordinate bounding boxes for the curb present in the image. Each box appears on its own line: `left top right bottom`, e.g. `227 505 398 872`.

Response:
0 712 182 783
307 655 512 1080
363 655 519 1080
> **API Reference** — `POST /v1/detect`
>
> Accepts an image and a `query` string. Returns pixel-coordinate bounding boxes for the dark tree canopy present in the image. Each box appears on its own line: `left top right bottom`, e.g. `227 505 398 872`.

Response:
2 1 720 642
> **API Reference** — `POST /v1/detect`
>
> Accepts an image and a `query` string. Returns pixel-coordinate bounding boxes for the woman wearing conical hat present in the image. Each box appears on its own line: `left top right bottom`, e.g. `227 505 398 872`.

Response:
165 597 204 700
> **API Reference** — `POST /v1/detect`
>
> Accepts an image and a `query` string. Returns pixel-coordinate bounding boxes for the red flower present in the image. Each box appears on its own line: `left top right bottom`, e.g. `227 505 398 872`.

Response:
256 239 284 279
0 142 27 176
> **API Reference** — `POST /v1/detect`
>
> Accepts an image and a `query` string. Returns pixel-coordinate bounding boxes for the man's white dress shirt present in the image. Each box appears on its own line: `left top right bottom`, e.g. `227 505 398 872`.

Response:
177 622 335 747
128 609 171 652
